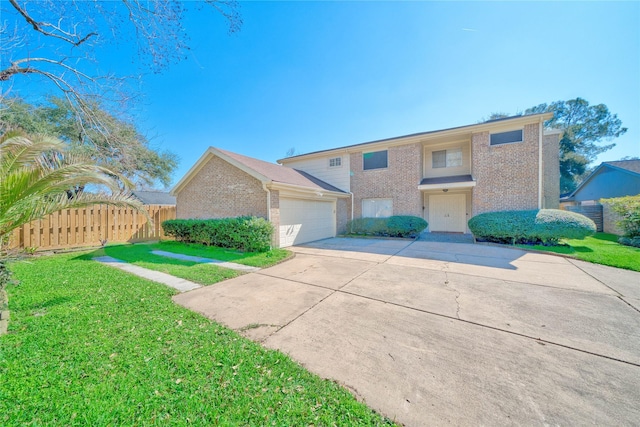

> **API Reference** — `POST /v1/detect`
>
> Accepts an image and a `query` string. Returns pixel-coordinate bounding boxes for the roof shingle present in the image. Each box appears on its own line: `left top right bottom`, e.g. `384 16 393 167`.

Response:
217 148 346 193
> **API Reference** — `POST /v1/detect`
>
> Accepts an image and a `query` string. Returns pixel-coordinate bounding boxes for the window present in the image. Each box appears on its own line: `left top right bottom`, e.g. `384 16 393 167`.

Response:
329 157 342 168
363 150 388 170
432 148 462 168
490 129 523 146
362 199 393 218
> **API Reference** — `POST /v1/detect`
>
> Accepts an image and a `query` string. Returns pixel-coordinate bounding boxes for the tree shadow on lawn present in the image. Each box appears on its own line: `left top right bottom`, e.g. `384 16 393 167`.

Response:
75 244 201 268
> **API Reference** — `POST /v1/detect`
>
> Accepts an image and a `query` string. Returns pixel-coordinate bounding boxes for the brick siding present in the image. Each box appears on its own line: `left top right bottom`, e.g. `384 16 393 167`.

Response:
543 133 560 209
176 154 268 219
472 124 540 215
336 197 349 233
350 143 422 218
602 202 623 235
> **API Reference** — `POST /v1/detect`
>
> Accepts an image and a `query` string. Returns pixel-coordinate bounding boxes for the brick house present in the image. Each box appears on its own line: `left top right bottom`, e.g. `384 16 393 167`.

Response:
173 113 560 247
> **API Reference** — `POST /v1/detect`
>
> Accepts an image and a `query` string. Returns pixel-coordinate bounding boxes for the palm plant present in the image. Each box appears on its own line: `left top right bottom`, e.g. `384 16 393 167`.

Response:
0 131 145 247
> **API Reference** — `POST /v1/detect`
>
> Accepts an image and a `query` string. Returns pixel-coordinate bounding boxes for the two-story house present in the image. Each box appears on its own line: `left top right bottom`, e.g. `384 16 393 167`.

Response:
172 113 560 247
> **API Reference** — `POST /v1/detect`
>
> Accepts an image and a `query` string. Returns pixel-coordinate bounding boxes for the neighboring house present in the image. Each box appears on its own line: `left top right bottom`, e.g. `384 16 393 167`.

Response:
560 160 640 234
173 113 560 248
131 190 176 206
560 160 640 205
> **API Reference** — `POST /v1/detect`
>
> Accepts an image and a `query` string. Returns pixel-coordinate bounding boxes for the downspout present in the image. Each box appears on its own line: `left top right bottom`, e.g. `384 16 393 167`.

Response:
538 120 543 209
263 182 274 249
263 183 271 221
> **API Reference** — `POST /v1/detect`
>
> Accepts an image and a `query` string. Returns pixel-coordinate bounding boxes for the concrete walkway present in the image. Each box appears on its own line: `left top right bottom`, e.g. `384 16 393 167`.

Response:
151 250 260 272
93 256 202 292
173 237 640 426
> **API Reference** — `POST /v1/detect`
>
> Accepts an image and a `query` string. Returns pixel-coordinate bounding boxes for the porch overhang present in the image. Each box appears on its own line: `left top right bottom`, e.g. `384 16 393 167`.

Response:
418 174 476 191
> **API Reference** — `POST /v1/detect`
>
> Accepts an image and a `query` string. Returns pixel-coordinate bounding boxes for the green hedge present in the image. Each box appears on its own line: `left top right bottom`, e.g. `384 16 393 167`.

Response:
347 215 427 238
162 216 273 252
468 209 596 245
601 195 640 245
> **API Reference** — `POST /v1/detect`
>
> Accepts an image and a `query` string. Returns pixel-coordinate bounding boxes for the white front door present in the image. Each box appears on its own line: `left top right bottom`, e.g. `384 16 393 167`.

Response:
428 194 466 233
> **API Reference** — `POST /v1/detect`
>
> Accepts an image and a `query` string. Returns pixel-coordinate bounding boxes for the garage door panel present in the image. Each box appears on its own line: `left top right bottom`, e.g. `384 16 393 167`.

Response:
279 198 336 247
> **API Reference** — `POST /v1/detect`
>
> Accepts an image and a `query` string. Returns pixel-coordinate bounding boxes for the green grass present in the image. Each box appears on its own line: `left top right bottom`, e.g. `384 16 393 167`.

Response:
84 242 292 286
0 253 393 426
150 241 292 268
518 233 640 272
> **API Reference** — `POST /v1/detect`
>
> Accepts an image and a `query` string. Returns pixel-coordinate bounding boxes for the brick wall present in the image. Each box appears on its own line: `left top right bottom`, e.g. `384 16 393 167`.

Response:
602 202 623 235
350 143 422 218
336 197 349 234
543 133 560 209
176 154 268 219
472 124 540 215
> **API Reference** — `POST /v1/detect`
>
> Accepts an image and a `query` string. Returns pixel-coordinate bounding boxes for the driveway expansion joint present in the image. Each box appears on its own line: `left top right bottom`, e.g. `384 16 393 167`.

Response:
335 287 640 368
566 258 623 296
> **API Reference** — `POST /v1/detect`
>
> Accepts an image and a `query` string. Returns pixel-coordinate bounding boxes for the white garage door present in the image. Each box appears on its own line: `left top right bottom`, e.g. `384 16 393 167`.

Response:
279 198 336 247
429 194 466 233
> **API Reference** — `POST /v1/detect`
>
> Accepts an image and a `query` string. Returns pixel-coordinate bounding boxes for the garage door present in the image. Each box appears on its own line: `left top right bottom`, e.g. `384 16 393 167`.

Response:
429 194 466 233
279 198 336 247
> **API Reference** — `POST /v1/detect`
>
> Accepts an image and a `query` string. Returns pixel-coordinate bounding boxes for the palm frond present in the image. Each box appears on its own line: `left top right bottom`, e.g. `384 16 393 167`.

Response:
0 133 147 243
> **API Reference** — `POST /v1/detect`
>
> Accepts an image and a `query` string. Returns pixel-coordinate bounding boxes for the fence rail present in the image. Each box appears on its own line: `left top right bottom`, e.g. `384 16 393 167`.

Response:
9 204 176 251
564 204 603 232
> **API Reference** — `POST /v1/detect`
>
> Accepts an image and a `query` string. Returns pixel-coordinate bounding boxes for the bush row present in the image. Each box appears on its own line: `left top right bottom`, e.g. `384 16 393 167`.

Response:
162 216 273 252
347 215 427 238
468 209 596 245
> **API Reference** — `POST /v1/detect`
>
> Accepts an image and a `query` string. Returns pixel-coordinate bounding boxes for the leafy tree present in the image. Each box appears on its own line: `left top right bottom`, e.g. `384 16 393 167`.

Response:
0 1 239 186
0 97 178 189
524 98 627 194
0 131 144 248
1 1 241 112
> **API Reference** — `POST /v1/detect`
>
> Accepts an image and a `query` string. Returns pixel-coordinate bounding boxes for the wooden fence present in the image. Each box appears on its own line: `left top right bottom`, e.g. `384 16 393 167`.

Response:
9 204 176 251
564 204 603 232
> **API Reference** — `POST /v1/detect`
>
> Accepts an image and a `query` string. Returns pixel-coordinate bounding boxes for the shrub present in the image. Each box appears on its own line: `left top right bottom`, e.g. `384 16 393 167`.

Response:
162 216 273 252
468 209 596 245
601 195 640 239
347 215 427 238
618 236 640 248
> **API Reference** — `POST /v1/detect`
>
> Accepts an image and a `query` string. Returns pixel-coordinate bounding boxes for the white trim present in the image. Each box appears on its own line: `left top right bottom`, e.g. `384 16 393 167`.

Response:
172 147 270 195
418 181 476 191
277 113 554 164
268 181 349 198
538 121 543 208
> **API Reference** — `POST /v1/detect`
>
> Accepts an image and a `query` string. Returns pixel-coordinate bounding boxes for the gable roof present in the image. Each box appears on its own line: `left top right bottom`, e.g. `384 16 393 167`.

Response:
603 159 640 175
131 190 176 205
563 160 640 201
278 112 555 163
172 147 346 195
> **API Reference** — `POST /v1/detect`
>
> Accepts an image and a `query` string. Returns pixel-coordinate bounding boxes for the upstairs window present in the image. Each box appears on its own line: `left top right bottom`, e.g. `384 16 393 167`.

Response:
432 148 462 168
363 150 388 170
490 129 523 146
329 157 342 168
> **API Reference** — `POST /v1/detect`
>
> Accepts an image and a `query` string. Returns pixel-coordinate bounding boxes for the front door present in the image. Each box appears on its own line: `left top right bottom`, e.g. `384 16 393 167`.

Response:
428 194 466 233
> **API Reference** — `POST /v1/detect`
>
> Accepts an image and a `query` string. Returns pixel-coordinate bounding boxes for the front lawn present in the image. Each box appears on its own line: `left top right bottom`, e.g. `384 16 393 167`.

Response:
87 241 292 286
518 233 640 272
0 253 393 426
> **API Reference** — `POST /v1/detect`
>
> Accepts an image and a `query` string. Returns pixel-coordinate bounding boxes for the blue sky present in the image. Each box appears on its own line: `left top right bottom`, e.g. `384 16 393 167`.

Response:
8 1 640 188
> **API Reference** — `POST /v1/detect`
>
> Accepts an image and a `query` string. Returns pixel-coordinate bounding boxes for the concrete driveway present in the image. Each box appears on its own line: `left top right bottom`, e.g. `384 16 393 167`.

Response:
173 238 640 426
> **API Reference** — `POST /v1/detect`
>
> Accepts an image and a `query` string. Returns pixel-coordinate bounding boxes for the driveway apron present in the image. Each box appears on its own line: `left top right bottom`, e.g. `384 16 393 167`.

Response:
173 238 640 426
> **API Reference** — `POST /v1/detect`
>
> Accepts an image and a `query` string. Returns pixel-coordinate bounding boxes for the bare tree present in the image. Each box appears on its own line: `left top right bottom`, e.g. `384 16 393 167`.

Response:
1 0 241 129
